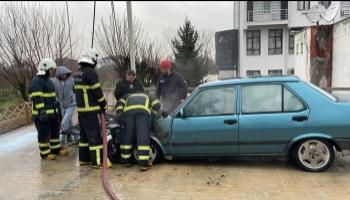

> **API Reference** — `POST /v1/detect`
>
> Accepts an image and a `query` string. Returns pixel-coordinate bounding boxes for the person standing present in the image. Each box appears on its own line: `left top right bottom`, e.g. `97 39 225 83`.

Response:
114 69 144 101
52 66 77 145
115 92 160 171
73 48 112 169
29 58 68 160
156 59 188 114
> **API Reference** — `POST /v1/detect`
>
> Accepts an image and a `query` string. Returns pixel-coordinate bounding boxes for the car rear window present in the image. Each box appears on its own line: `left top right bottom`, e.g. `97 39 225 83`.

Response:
304 81 338 102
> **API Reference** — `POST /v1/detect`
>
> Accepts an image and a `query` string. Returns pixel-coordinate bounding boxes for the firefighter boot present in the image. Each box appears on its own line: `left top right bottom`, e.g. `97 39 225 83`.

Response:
140 165 151 172
92 159 112 169
43 153 56 160
79 161 91 166
57 149 68 156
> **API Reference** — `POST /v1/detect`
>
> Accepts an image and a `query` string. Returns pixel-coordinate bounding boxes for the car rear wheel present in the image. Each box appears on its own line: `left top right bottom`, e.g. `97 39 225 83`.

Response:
293 139 334 172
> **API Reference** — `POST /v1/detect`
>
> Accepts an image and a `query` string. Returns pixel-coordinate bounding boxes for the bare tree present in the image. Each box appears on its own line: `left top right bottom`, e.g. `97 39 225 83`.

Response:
96 13 162 86
0 2 78 101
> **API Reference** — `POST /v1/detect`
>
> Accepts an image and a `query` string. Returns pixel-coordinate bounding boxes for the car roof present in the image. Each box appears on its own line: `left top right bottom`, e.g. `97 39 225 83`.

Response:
199 75 301 88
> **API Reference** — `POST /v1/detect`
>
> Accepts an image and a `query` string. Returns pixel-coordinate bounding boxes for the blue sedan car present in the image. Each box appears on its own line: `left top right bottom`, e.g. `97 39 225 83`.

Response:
109 76 350 172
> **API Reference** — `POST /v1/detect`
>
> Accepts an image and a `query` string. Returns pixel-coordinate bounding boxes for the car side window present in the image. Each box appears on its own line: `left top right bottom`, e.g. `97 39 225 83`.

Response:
242 84 282 113
184 87 235 117
283 87 305 112
242 84 306 114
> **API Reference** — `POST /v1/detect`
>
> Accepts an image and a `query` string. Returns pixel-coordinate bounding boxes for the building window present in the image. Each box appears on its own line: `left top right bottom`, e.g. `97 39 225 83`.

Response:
341 1 350 16
246 70 261 77
289 34 295 54
268 29 283 55
246 30 260 56
268 69 283 76
319 1 331 9
288 69 295 75
297 1 310 10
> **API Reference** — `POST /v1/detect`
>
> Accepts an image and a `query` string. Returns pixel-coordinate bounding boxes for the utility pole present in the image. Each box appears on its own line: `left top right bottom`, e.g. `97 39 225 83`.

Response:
233 1 240 78
127 1 136 73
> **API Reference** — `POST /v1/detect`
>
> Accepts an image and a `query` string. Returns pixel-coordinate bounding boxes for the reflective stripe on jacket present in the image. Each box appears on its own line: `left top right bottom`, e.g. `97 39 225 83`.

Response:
116 93 160 115
29 75 59 118
73 64 107 115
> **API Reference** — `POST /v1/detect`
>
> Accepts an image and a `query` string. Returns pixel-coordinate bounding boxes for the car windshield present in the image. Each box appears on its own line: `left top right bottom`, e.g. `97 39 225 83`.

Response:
305 81 338 102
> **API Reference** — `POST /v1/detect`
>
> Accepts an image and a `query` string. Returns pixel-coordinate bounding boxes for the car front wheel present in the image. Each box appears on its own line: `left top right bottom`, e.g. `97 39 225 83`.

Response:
133 141 162 165
293 139 334 172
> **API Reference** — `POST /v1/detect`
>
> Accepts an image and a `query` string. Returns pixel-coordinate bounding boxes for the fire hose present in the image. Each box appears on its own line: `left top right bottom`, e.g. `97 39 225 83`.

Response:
101 113 120 200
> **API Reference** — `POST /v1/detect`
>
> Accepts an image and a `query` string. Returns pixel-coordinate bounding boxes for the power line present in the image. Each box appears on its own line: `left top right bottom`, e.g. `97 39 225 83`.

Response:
66 1 73 59
111 1 118 41
91 1 96 48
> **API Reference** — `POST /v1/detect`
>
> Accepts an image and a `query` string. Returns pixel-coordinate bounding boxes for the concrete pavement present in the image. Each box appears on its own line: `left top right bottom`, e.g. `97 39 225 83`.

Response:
1 125 350 200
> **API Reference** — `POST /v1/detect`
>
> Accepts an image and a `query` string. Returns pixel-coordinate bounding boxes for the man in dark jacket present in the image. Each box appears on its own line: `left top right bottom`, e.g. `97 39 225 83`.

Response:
73 48 112 169
29 58 68 160
114 69 144 101
156 59 188 114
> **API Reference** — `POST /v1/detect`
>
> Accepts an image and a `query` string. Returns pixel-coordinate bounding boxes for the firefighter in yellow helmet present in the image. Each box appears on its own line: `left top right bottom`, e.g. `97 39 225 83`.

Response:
73 48 112 168
29 58 68 160
116 91 160 171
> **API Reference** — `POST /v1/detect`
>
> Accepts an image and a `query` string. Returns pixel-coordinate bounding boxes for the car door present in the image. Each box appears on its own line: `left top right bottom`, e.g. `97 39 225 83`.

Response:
171 85 238 156
238 83 309 155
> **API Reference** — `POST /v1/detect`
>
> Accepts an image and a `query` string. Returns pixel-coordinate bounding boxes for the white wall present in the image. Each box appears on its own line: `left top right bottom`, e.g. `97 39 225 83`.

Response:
332 17 350 87
239 26 290 76
289 1 318 28
294 27 311 82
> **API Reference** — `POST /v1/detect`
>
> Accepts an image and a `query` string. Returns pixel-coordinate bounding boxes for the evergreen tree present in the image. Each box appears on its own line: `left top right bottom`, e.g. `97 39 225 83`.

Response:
171 18 208 87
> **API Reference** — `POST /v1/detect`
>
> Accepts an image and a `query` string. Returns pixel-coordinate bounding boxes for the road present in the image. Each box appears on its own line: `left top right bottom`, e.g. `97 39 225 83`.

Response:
1 125 350 200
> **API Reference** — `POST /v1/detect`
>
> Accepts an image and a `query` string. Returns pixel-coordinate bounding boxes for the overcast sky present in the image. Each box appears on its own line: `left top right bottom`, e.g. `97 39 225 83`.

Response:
5 1 235 57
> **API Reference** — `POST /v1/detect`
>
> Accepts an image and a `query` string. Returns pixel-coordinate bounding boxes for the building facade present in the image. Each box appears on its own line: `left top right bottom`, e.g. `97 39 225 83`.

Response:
233 1 350 77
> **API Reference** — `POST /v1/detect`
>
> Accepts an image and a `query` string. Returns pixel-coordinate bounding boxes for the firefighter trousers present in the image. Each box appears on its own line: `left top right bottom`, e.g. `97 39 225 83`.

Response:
34 117 61 158
78 114 104 166
120 112 151 167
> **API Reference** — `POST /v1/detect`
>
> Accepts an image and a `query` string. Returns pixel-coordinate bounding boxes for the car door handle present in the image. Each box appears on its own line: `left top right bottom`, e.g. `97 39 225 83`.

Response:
224 119 237 125
292 115 308 122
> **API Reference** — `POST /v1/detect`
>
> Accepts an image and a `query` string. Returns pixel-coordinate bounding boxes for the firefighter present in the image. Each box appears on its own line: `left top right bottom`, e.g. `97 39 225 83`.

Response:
73 48 112 169
29 58 68 160
115 92 160 171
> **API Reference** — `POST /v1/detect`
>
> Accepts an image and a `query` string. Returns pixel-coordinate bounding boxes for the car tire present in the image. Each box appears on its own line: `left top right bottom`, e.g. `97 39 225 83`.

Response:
293 139 334 172
107 139 122 164
133 141 162 165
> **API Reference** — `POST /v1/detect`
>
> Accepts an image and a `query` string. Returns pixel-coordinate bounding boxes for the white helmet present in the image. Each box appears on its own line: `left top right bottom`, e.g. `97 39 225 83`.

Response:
78 48 99 66
37 58 57 75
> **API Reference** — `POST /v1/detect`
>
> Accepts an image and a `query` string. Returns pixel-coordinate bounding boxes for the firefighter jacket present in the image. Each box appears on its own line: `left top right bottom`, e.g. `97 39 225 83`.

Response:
73 64 107 115
29 75 59 119
116 93 160 116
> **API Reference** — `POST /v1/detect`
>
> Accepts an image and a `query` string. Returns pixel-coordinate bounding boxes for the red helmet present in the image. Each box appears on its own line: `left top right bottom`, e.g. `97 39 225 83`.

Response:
159 59 172 69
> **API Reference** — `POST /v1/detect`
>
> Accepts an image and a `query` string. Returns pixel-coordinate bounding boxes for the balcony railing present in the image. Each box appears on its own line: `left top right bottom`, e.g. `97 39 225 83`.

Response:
247 9 288 22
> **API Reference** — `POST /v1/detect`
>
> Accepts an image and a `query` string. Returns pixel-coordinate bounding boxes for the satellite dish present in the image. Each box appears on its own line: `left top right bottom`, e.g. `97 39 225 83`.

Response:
322 3 339 22
307 4 326 23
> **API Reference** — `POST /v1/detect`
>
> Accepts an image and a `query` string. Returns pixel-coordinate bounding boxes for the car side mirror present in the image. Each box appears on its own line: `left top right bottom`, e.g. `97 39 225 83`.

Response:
178 108 186 118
